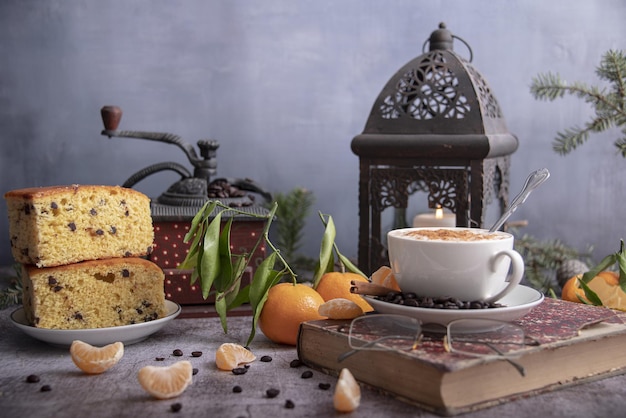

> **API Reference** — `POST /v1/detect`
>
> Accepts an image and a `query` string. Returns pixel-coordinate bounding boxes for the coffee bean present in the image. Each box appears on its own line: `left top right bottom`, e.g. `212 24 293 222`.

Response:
289 359 302 368
260 355 272 362
192 368 199 376
232 367 248 375
232 385 243 393
155 357 165 361
318 382 331 390
26 374 40 383
172 349 183 357
301 370 313 379
284 399 295 409
376 292 504 310
40 385 51 392
191 351 203 357
170 403 182 412
266 388 280 398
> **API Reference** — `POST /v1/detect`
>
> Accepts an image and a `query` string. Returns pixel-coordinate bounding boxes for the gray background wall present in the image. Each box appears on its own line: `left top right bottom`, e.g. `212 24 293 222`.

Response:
1 0 625 269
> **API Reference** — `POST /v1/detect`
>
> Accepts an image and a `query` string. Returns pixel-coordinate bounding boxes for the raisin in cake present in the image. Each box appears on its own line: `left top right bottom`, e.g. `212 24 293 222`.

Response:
21 257 167 329
5 184 154 267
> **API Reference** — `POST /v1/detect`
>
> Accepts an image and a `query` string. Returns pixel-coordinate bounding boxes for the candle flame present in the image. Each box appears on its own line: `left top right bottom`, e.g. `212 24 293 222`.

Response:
435 207 443 220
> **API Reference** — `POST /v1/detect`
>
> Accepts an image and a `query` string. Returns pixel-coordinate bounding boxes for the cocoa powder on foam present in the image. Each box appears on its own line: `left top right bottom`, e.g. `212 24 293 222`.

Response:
404 229 506 241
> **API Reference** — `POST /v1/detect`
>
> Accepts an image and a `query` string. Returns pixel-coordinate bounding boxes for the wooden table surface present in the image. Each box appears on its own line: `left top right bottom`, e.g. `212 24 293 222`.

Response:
1 305 626 418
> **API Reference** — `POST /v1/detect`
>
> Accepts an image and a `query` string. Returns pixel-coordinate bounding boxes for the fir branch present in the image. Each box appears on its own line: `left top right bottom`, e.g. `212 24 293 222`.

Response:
0 265 22 310
268 188 316 274
530 50 626 156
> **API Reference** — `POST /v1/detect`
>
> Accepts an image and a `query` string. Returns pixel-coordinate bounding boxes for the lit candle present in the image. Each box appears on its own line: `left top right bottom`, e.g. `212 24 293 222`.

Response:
412 206 456 227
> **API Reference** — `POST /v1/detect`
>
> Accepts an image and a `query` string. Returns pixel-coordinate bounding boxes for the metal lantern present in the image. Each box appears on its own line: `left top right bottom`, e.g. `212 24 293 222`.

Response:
351 23 518 274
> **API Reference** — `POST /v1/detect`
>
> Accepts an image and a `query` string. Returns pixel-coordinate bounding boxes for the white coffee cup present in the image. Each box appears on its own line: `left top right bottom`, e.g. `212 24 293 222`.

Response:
387 227 524 303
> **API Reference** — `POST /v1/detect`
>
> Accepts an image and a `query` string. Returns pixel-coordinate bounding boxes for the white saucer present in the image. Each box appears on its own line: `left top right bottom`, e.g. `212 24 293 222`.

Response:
10 300 181 347
363 285 544 330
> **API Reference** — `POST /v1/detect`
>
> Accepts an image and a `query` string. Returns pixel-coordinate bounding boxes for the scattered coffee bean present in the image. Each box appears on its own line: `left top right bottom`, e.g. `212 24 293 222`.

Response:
26 374 40 383
172 349 183 357
232 385 243 393
284 399 295 409
266 388 280 398
170 403 182 413
375 292 504 310
289 359 302 368
155 357 165 361
232 367 248 375
260 355 272 362
318 382 331 390
301 370 313 379
191 351 203 357
192 368 199 376
40 385 51 392
244 364 250 369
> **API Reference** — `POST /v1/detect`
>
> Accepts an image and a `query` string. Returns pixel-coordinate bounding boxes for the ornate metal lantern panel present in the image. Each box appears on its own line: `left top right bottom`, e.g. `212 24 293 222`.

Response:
351 23 518 274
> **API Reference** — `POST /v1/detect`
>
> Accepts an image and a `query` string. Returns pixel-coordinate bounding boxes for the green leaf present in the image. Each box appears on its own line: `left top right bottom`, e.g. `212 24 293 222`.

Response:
199 210 223 299
336 251 367 278
214 292 228 332
184 200 215 242
228 284 251 310
246 269 283 347
214 217 234 292
578 277 604 306
618 240 626 293
179 201 217 270
249 252 279 307
581 253 617 284
247 252 283 346
312 212 336 287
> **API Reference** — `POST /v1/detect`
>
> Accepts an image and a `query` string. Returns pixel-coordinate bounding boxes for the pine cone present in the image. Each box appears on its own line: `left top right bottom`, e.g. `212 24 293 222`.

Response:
556 259 589 288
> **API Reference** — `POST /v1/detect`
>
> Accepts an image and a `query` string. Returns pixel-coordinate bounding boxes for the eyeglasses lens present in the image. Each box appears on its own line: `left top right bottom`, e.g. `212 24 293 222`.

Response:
348 314 421 351
446 319 527 357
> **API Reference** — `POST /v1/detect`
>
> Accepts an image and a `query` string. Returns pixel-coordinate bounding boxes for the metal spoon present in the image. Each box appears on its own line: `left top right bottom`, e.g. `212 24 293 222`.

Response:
489 168 550 232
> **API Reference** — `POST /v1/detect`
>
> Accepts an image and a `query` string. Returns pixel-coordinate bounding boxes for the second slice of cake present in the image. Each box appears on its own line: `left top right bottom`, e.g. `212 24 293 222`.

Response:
22 257 167 329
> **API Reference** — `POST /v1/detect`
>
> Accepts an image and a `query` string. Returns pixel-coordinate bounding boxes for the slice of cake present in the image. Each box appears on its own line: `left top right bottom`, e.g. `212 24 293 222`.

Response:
5 184 154 267
21 257 167 329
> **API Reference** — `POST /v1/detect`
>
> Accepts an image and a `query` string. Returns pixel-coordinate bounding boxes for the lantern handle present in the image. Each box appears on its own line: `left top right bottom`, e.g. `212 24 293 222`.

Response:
422 34 474 62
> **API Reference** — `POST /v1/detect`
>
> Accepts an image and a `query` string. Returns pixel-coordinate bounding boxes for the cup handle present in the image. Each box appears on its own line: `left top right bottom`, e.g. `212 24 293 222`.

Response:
483 249 525 303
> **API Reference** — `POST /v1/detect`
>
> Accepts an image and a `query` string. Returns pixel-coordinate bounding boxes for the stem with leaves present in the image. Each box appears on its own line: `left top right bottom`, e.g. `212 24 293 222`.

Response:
577 239 626 306
178 204 366 346
179 200 296 345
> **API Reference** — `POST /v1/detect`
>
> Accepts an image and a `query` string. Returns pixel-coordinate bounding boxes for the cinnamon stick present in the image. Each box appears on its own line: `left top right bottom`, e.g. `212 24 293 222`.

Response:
349 280 399 297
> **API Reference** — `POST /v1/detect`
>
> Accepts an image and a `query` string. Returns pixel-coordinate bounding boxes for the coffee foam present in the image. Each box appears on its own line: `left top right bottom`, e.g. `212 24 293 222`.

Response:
404 229 507 242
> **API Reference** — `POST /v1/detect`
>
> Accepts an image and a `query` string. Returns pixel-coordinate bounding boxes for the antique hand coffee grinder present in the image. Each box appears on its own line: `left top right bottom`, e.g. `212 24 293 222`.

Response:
100 106 271 310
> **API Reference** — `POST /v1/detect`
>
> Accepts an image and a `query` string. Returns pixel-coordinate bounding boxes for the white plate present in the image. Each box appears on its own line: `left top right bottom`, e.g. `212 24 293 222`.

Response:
363 285 544 331
10 300 181 347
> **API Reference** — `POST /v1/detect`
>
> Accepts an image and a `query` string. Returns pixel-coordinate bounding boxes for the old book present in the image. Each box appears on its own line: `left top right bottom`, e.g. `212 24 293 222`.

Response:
297 298 626 416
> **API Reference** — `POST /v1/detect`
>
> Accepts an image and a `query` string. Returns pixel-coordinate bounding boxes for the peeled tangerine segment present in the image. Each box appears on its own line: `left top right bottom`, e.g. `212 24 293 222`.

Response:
137 361 193 399
334 368 361 412
370 266 401 291
318 298 364 319
215 343 256 371
70 340 124 374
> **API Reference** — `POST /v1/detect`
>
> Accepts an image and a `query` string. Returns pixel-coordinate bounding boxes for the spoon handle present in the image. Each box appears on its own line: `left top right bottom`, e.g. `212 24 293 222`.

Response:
489 168 550 232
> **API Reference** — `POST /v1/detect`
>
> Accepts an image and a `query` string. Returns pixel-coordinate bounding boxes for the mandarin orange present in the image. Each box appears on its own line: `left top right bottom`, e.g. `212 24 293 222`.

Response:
315 272 373 312
258 282 326 346
561 271 626 310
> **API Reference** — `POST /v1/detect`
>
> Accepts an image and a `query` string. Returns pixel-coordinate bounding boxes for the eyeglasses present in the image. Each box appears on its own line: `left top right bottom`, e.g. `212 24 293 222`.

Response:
337 314 540 377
